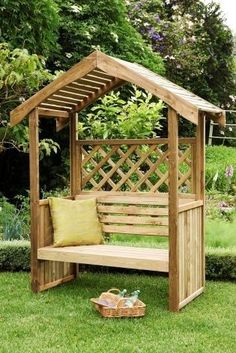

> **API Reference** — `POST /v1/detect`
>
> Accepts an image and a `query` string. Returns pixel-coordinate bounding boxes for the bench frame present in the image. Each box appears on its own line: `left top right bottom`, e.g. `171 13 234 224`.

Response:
28 107 205 312
9 51 222 311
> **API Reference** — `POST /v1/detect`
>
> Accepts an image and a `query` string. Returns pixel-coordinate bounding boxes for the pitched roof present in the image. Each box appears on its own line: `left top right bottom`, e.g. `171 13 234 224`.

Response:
10 51 225 128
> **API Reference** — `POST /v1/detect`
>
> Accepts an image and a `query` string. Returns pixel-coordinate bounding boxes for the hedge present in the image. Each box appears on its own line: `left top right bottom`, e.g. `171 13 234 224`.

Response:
0 241 30 271
0 241 235 281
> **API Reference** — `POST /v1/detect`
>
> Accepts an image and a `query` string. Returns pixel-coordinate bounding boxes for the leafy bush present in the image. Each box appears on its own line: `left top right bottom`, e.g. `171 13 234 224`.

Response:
206 248 236 280
79 87 164 139
0 0 59 56
0 241 30 271
206 146 236 192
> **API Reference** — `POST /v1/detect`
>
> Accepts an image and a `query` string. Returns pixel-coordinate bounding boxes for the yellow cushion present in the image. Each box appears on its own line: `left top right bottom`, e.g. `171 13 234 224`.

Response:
48 197 103 247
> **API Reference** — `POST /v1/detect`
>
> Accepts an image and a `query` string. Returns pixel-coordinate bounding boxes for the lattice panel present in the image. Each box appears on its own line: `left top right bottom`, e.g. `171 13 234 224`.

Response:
80 142 193 193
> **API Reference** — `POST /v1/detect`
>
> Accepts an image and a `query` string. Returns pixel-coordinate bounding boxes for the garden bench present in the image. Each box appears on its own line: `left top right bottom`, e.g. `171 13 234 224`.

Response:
37 193 170 273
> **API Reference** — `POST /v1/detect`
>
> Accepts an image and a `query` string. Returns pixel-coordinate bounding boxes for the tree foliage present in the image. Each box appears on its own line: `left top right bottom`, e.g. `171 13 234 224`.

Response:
128 0 235 107
0 43 59 155
78 87 164 139
50 0 164 74
0 0 59 56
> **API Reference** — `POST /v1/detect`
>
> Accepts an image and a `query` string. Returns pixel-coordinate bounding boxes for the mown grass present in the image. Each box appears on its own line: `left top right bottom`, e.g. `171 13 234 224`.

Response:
0 272 236 353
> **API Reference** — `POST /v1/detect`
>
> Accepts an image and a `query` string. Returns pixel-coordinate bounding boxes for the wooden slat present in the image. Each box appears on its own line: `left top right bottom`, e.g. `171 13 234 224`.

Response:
46 98 78 107
78 190 196 200
78 138 169 145
168 107 179 312
78 137 196 145
39 274 75 292
178 287 204 310
76 194 170 205
68 82 97 94
72 77 124 115
178 200 203 213
100 215 169 226
102 224 168 236
97 205 169 216
40 103 72 111
38 108 69 118
38 245 169 272
53 91 87 100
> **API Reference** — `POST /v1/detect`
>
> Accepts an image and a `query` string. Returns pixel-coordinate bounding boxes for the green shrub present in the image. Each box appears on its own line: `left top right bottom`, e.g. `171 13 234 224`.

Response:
0 241 30 271
206 146 236 192
206 248 236 280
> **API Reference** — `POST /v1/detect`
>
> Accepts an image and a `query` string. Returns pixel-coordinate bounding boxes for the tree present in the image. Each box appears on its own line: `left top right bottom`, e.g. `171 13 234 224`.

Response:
0 43 58 154
0 0 59 56
128 0 235 107
49 0 164 74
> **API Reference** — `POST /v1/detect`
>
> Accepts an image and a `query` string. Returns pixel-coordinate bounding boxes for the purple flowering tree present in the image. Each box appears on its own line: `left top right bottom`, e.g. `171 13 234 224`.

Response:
127 0 235 109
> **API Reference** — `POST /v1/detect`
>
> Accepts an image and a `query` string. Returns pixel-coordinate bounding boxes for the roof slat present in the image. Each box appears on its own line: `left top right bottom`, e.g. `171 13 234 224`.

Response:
40 103 72 111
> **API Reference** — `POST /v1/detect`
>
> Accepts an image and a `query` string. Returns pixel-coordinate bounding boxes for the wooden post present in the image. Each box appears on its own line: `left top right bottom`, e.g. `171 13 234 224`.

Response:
195 114 205 201
69 112 80 276
196 113 205 287
168 107 179 312
29 108 40 292
70 112 80 196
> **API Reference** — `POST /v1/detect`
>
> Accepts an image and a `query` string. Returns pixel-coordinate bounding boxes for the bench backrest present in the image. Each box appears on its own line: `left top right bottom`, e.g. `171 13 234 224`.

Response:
38 192 169 247
75 193 169 237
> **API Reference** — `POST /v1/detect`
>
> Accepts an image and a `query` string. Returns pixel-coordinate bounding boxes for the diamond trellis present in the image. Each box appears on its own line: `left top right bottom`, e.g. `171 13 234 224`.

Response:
80 141 193 193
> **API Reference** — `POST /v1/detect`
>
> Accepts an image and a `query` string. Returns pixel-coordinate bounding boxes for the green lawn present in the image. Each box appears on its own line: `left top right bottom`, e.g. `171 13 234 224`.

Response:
0 272 235 353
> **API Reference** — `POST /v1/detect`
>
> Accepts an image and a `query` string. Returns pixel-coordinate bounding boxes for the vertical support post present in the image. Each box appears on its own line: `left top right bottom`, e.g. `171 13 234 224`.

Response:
70 112 79 196
196 113 205 287
69 112 80 276
29 108 40 292
191 142 196 194
168 107 179 312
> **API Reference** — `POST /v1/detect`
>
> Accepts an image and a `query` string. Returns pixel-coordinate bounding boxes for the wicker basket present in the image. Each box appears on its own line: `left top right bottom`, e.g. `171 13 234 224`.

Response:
91 288 146 318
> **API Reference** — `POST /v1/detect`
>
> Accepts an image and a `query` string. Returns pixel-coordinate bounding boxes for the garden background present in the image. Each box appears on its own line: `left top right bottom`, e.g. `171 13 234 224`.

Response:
0 1 236 352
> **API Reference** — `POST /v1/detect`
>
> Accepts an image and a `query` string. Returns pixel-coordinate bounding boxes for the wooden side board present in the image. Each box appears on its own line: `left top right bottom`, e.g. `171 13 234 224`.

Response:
178 206 204 309
36 198 76 292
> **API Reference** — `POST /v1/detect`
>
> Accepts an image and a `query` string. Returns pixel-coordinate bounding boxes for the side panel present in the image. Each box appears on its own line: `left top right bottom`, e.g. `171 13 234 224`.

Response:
178 206 204 309
38 201 75 291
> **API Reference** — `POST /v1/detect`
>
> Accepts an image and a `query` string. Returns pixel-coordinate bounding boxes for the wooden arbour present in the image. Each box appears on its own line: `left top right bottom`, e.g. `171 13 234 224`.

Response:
10 51 225 311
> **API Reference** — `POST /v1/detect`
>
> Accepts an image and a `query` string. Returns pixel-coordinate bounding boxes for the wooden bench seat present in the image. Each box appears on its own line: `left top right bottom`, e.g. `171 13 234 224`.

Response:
38 245 169 272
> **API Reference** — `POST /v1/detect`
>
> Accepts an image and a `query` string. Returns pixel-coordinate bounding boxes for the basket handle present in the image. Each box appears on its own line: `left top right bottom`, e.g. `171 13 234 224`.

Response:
107 288 120 294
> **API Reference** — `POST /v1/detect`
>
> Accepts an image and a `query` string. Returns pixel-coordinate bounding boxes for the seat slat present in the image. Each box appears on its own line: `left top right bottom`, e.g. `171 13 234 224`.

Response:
38 245 169 272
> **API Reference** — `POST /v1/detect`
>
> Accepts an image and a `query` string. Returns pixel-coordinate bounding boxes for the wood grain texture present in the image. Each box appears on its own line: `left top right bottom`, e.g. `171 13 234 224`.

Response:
29 109 40 292
167 107 179 312
38 245 169 273
178 206 204 309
